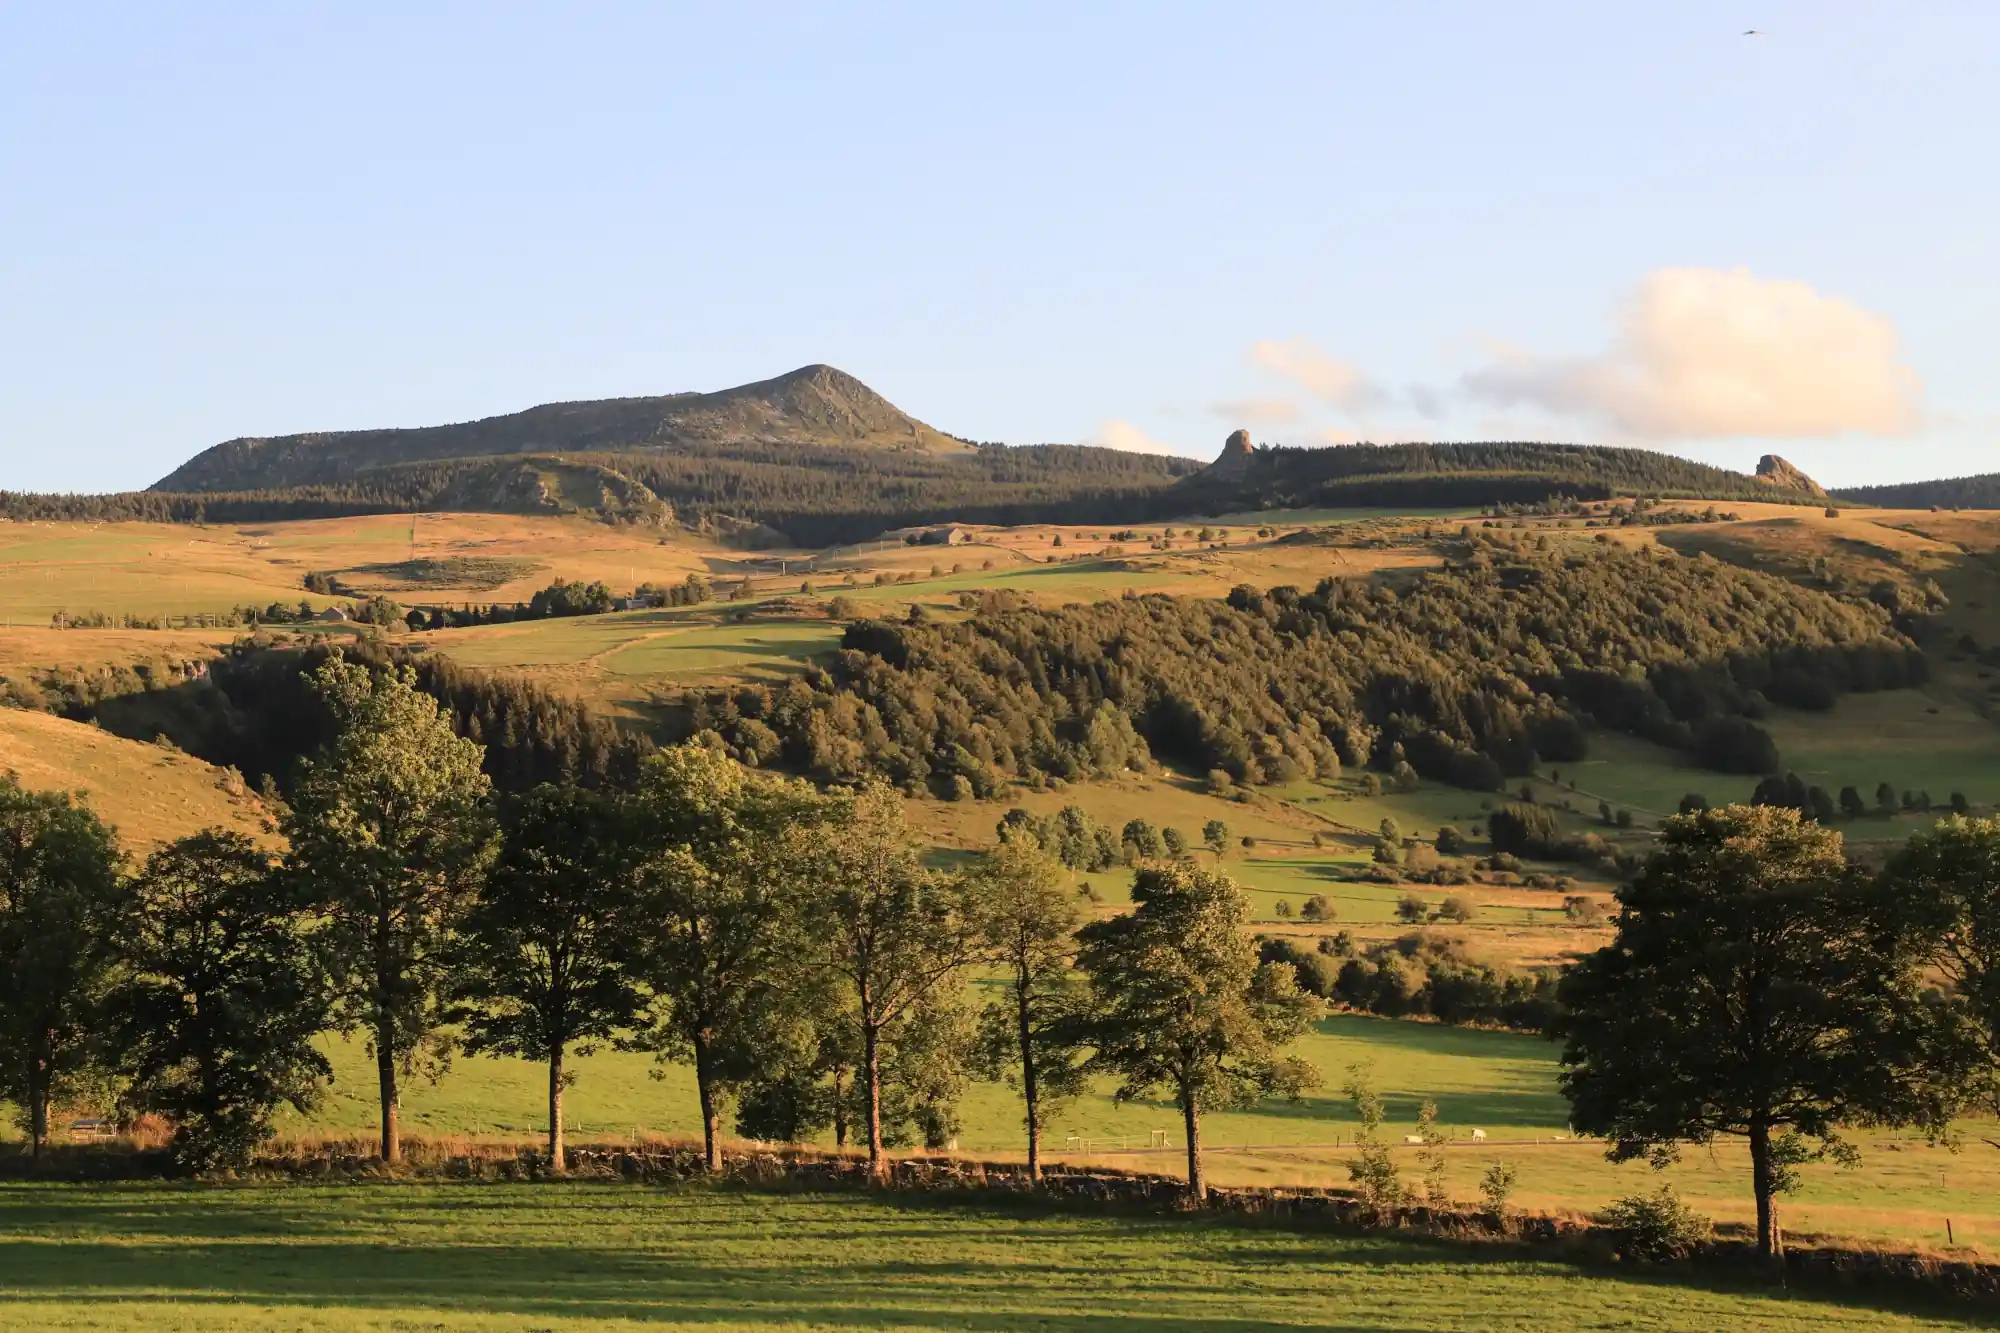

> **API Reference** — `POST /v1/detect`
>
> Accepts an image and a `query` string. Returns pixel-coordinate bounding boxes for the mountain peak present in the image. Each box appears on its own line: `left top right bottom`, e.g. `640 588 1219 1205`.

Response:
151 365 967 493
1755 454 1827 498
1204 428 1257 480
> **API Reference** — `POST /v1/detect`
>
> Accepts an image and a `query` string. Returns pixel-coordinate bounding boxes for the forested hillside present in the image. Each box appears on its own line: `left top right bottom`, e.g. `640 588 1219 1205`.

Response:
1169 440 1824 514
676 539 1921 793
1840 472 2000 509
52 638 651 796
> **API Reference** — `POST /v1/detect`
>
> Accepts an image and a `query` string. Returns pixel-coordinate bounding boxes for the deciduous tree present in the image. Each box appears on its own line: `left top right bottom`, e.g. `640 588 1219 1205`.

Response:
1556 805 1937 1259
1877 816 2000 1139
453 784 641 1171
0 778 121 1155
969 836 1091 1180
286 655 494 1163
108 831 330 1170
1076 863 1321 1202
793 785 978 1176
627 744 820 1171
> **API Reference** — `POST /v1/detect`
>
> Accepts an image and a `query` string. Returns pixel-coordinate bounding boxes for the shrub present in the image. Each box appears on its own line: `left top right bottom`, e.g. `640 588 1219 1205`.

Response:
1479 1161 1519 1218
1434 896 1474 924
1678 792 1710 815
1300 894 1333 923
1562 894 1603 926
1694 716 1781 775
1274 899 1293 919
1395 894 1428 924
1488 804 1560 857
1601 1186 1713 1261
1434 825 1466 855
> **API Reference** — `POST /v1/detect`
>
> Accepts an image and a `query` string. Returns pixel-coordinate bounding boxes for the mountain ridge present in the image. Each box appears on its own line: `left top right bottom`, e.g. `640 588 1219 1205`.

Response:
152 364 969 493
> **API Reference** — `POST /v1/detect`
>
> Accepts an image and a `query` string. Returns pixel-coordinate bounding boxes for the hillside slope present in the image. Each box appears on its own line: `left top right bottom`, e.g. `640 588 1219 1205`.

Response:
0 708 271 853
152 364 970 493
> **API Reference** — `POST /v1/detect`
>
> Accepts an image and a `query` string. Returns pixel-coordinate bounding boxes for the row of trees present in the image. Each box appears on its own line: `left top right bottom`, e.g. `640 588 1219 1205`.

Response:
1558 804 2000 1259
0 655 1319 1194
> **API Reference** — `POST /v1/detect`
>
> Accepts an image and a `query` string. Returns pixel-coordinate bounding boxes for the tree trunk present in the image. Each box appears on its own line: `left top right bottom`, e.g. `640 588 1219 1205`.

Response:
1181 1084 1203 1205
1017 979 1041 1182
1749 1118 1779 1260
693 1033 722 1173
27 1053 48 1158
863 1021 885 1178
547 1045 566 1172
375 1017 400 1164
833 1066 849 1148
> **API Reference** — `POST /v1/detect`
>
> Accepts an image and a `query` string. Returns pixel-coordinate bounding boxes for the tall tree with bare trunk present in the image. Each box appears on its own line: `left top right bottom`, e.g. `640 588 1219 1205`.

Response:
970 833 1091 1180
627 744 821 1172
1075 862 1320 1204
286 654 493 1164
794 784 977 1177
453 783 641 1171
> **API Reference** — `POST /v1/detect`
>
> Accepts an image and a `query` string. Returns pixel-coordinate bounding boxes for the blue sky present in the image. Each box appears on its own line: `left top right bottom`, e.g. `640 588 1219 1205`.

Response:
1 1 1992 492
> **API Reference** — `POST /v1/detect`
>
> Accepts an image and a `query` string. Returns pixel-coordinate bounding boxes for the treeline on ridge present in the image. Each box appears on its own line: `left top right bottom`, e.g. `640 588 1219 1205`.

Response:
1837 472 2000 510
1179 442 1826 514
674 541 1921 795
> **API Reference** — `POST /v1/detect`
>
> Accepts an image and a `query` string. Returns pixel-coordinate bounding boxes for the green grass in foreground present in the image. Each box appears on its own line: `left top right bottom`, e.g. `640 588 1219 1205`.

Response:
0 1182 1978 1332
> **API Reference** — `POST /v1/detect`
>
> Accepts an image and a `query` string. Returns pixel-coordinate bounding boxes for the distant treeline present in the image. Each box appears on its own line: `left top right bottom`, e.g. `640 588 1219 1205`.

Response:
0 488 414 525
1838 472 2000 510
674 537 1920 795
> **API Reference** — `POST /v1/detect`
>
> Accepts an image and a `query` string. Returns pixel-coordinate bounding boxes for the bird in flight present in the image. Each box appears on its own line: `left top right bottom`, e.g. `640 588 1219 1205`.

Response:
1743 29 1762 35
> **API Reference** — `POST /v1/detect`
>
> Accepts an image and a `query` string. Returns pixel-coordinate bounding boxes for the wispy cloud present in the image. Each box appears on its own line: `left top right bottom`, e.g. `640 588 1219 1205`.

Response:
1249 339 1383 411
1209 397 1301 425
1461 267 1924 440
1087 419 1199 457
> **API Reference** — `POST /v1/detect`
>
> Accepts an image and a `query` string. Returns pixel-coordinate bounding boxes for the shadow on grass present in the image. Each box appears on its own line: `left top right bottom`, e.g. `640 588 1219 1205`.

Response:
2 1182 1987 1330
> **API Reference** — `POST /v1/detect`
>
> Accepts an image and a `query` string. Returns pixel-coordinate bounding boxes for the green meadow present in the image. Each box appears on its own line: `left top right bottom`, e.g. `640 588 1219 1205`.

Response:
0 1182 1983 1333
270 1012 2000 1255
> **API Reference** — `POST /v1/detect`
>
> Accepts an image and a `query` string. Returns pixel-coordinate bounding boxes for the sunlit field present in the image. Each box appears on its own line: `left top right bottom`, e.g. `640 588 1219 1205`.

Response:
0 1182 1983 1333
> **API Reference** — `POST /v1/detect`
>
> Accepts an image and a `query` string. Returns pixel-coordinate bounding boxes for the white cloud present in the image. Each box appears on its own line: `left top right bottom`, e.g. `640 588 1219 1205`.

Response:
1250 339 1383 411
1087 419 1199 457
1209 397 1301 425
1462 267 1923 440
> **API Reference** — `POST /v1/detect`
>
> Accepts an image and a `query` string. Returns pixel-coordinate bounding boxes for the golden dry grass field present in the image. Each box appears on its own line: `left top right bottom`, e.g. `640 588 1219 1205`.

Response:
0 708 271 854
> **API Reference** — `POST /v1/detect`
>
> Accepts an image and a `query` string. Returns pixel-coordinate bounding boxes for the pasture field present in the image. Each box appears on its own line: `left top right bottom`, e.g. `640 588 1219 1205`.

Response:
0 708 271 853
0 1182 1980 1333
263 1011 2000 1256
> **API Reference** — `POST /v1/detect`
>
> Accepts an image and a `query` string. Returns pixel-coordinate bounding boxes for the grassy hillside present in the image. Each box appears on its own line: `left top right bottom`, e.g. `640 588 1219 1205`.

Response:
1 1183 1978 1333
0 709 269 853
